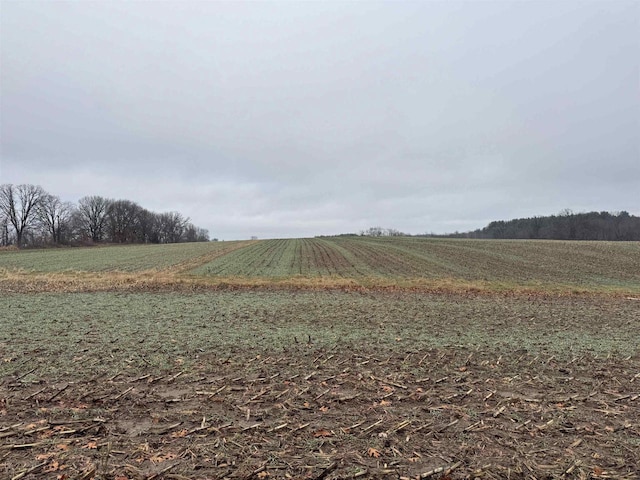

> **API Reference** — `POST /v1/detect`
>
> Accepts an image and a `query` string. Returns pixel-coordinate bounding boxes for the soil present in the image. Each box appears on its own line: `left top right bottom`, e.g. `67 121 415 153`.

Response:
2 337 639 479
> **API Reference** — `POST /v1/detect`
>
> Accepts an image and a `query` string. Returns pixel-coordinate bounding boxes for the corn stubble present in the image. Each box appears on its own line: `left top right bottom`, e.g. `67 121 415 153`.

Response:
0 237 638 478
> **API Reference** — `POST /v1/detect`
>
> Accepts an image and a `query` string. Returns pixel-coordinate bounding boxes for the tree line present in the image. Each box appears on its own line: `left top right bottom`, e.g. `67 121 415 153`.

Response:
0 183 210 248
359 226 406 237
435 210 640 241
334 210 639 241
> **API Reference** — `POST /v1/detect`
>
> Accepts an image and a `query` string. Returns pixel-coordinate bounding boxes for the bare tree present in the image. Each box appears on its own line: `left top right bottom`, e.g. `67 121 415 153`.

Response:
196 227 210 242
157 211 188 243
37 194 74 244
0 213 10 246
183 222 198 242
1 186 214 246
182 223 209 242
0 184 46 247
77 196 111 242
137 208 160 243
361 226 384 237
360 226 405 237
106 199 142 243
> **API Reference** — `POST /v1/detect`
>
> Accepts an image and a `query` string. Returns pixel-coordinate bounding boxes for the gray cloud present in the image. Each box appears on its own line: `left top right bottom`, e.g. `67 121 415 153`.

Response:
1 1 638 239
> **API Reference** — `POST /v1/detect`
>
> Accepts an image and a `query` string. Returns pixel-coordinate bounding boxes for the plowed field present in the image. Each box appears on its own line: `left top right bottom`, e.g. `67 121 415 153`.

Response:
1 238 639 479
189 237 639 294
2 237 638 294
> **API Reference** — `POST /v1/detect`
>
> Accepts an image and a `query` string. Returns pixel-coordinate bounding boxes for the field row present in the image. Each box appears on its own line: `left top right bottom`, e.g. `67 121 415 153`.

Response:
191 237 640 290
1 237 638 292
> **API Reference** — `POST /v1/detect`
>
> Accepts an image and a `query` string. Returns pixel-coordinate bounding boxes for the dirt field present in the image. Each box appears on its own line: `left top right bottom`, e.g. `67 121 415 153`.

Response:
1 289 639 480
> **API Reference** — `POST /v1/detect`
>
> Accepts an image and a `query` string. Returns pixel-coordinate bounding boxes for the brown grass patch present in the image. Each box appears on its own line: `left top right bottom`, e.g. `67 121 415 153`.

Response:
1 268 637 299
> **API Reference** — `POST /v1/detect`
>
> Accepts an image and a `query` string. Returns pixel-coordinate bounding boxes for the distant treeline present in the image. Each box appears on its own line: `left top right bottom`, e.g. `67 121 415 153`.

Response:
335 210 640 241
0 183 210 248
434 210 640 241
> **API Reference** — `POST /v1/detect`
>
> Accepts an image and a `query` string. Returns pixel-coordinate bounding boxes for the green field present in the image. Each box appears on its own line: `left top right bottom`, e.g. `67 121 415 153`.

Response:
192 237 640 287
1 237 638 294
0 241 247 273
1 238 639 479
2 291 638 379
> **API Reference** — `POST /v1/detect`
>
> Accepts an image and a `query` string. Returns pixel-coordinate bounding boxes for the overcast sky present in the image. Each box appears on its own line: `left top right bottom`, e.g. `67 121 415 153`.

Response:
1 1 638 239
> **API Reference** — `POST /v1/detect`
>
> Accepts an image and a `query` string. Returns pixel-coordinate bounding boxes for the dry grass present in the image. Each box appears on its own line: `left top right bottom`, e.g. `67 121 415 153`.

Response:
1 268 638 298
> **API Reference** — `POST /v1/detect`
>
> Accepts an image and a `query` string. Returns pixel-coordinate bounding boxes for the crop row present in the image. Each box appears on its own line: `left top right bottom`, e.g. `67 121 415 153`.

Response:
192 237 640 290
1 237 638 290
194 237 480 279
354 236 640 286
192 239 293 277
192 238 371 278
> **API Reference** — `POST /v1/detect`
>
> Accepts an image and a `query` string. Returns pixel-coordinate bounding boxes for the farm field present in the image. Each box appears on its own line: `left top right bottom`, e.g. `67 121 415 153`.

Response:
0 241 250 274
1 238 639 479
192 237 640 291
1 237 638 295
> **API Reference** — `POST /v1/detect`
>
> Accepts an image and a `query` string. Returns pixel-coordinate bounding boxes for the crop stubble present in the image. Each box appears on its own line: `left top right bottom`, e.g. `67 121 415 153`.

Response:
0 238 639 479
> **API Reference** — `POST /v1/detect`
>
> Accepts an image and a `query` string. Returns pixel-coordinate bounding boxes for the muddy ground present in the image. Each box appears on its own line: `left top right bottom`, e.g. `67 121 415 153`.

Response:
1 291 639 479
